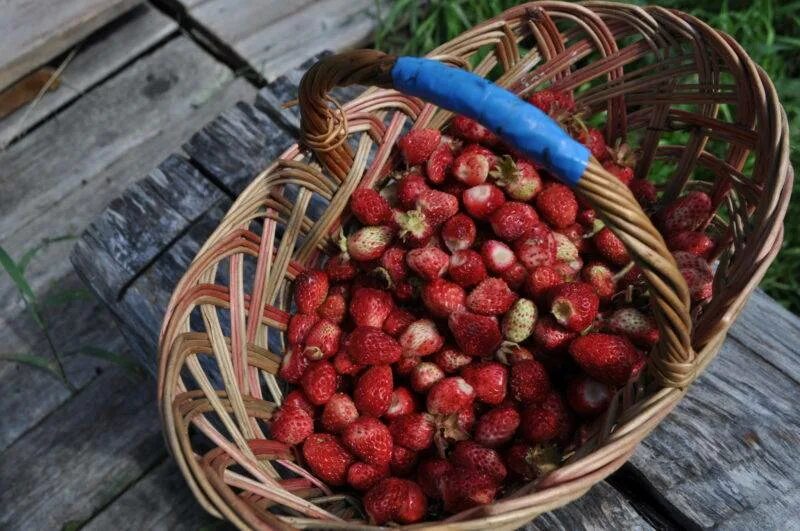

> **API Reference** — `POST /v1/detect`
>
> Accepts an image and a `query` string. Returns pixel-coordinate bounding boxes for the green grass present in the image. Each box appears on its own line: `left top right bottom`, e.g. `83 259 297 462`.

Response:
375 0 800 313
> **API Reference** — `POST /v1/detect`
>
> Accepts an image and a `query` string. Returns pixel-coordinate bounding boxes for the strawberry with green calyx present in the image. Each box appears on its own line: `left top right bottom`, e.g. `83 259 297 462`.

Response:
491 155 543 201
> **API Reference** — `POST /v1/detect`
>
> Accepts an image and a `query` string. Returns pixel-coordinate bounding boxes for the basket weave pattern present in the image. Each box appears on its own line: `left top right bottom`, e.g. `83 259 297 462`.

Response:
157 2 792 529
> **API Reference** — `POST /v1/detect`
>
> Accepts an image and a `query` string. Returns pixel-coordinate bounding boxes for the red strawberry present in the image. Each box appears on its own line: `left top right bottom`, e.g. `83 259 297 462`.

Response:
441 468 499 513
321 393 359 433
661 191 712 233
448 249 487 287
379 245 409 283
549 282 599 332
462 183 505 219
317 292 346 324
417 458 452 498
528 88 574 114
333 348 362 376
526 265 562 300
426 377 475 415
514 223 557 269
422 278 466 318
603 160 634 185
426 140 454 184
491 155 542 201
283 389 315 417
324 253 357 281
389 412 435 451
481 239 517 274
399 319 444 357
270 407 313 444
566 375 613 417
396 170 430 209
279 347 310 384
577 207 596 226
364 477 427 524
451 441 507 483
581 261 616 302
416 189 459 227
667 230 715 257
348 326 402 365
578 128 608 161
394 355 420 376
394 209 434 247
348 462 389 491
630 178 657 208
450 115 499 145
501 297 538 343
605 307 659 347
490 201 539 241
303 319 342 360
347 225 393 261
302 433 354 486
300 361 338 405
382 307 416 337
410 361 445 393
448 311 502 357
349 287 393 328
533 315 577 351
495 343 535 365
536 182 578 229
561 224 589 250
385 386 417 420
674 251 713 301
432 347 472 373
474 406 520 447
287 313 319 346
569 333 640 386
501 261 528 290
350 188 391 225
406 246 449 280
510 359 551 404
342 417 393 467
441 213 476 252
398 128 441 165
467 277 517 315
453 144 496 186
504 443 560 480
354 365 393 417
391 445 418 476
520 392 571 443
593 226 630 266
461 361 508 405
457 405 476 434
294 270 329 314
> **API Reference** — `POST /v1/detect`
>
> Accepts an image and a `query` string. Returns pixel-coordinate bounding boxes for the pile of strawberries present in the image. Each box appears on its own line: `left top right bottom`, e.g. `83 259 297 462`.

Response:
270 88 715 524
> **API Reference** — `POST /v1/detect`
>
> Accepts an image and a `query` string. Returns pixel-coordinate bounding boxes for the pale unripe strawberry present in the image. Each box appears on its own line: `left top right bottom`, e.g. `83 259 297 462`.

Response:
502 298 538 343
410 361 445 392
605 307 659 347
347 225 393 261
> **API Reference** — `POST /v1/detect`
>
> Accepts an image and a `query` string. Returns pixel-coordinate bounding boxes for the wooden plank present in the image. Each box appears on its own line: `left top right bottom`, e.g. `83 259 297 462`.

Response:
0 0 140 92
0 4 177 147
0 368 165 530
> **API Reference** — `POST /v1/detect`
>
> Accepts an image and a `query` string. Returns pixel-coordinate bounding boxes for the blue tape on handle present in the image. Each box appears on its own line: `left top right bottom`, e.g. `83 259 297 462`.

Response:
391 56 589 186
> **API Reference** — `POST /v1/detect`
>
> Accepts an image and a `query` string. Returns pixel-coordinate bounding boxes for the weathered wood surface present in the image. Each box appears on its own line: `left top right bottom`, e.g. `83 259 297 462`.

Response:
0 4 177 147
0 0 140 92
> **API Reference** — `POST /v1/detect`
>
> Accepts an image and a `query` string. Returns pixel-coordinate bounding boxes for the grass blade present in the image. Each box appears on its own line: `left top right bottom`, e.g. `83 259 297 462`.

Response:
0 352 64 382
41 288 91 307
70 346 145 379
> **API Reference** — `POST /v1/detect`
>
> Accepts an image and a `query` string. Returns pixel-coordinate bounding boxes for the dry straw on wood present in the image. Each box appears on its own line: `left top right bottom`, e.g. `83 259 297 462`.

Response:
157 2 792 529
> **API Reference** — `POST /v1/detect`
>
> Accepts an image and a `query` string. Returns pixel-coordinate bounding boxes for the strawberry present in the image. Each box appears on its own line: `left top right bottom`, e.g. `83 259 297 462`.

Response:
553 231 580 264
321 393 359 433
491 155 542 201
450 115 499 145
501 261 528 291
396 170 430 209
364 477 427 524
382 307 416 337
593 226 630 266
354 365 393 417
394 355 421 376
427 377 475 415
474 406 520 447
448 311 502 357
577 207 596 227
349 287 393 328
495 343 535 365
569 333 640 386
287 313 319 346
283 389 315 417
461 361 508 405
379 245 409 284
520 392 571 443
578 128 608 161
270 406 313 445
441 213 476 252
453 143 496 186
441 467 499 513
416 189 459 226
490 201 539 241
667 230 715 257
347 225 393 261
452 441 507 483
389 412 435 451
279 347 310 384
462 183 505 219
510 359 550 404
661 190 712 233
317 291 346 324
302 433 354 486
504 443 560 480
481 239 517 274
467 277 518 315
514 223 557 269
533 315 577 351
502 297 538 343
410 362 445 393
422 278 467 318
426 140 454 184
549 282 599 332
303 319 342 360
385 386 417 420
333 348 362 376
432 347 472 373
457 405 476 434
348 326 402 365
528 88 575 114
324 253 357 281
674 251 713 301
629 178 657 208
398 128 441 165
294 269 329 314
394 209 434 247
603 160 634 185
536 182 578 229
348 462 389 491
406 246 449 280
566 375 612 417
399 319 444 357
350 188 391 225
526 265 562 300
605 307 659 347
300 361 338 405
391 445 419 476
342 417 393 467
417 458 452 498
448 249 487 287
581 261 616 302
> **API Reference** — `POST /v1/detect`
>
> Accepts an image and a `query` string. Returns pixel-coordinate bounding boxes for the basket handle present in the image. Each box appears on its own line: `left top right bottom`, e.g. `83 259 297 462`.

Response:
299 50 696 389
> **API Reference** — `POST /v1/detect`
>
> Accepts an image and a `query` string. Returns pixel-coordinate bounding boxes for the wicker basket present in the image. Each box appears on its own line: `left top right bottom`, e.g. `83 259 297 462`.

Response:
157 2 792 529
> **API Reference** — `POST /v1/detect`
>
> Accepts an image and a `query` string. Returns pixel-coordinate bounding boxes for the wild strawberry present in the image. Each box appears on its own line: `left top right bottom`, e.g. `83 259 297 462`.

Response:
283 389 315 416
533 315 577 351
605 307 659 347
569 333 640 386
364 477 427 524
410 362 445 393
510 359 550 404
389 412 435 451
396 170 430 209
549 282 599 332
448 311 502 357
661 190 712 233
462 183 505 219
495 343 535 365
287 313 319 346
520 392 571 443
504 443 560 480
321 393 359 433
461 362 508 405
398 128 441 165
593 226 630 266
302 433 354 486
270 407 313 445
348 462 389 491
347 225 393 261
432 347 472 373
674 251 713 301
394 355 420 376
399 319 444 357
578 128 608 161
394 209 434 247
528 88 575 114
349 287 393 329
354 365 393 417
500 261 527 293
566 375 612 417
536 182 578 229
467 277 517 316
448 249 487 287
577 207 596 226
552 233 582 279
426 140 454 184
618 264 645 291
581 261 616 302
379 246 409 284
603 160 634 185
441 468 499 513
279 347 310 384
303 319 342 360
391 446 418 476
526 265 562 300
348 326 402 365
421 278 466 318
350 188 391 225
491 155 542 201
333 348 362 376
451 441 507 484
300 361 337 405
294 269 329 314
450 115 498 145
667 230 715 257
481 239 517 274
453 143 496 186
317 291 346 324
474 406 520 447
406 247 449 280
427 377 475 415
441 213 476 252
385 386 417 420
457 405 476 433
383 307 416 337
417 458 452 499
342 417 393 467
490 201 539 241
416 189 458 226
324 253 357 281
630 178 657 208
502 297 538 343
514 223 557 269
